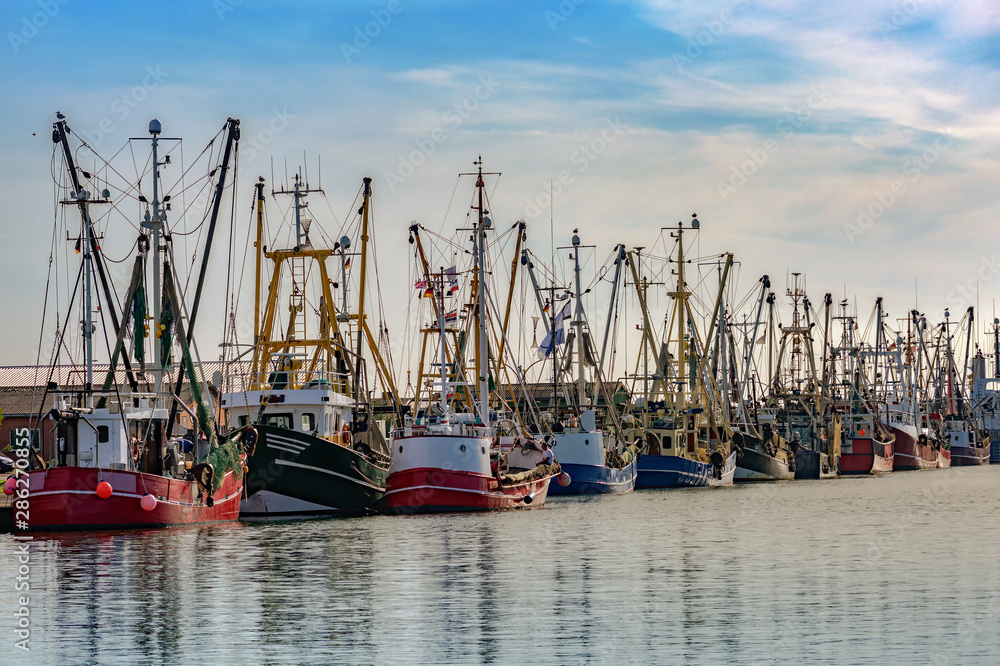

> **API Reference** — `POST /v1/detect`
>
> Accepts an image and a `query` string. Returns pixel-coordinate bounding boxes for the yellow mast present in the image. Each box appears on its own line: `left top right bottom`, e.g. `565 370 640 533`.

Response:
495 221 525 407
354 178 371 403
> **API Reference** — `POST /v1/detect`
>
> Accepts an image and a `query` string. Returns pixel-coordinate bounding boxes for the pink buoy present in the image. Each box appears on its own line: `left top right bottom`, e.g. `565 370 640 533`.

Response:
558 472 572 487
96 481 113 499
3 477 15 496
140 494 157 511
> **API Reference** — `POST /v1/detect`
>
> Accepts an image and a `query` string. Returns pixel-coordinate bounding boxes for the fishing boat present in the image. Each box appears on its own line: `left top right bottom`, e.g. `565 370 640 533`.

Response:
970 324 1000 463
727 275 795 481
384 159 560 513
945 350 990 466
524 235 637 495
830 300 894 474
2 115 247 531
627 220 736 488
220 175 399 519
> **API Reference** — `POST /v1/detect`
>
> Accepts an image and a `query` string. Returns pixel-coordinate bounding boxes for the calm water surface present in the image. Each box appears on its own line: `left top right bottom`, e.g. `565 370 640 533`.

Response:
3 466 1000 664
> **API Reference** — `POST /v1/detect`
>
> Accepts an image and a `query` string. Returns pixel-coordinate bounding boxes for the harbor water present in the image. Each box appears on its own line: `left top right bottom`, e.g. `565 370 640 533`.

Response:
3 466 1000 664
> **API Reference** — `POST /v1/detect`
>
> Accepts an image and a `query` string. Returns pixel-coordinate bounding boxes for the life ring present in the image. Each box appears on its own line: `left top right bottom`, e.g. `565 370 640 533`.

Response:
242 427 258 456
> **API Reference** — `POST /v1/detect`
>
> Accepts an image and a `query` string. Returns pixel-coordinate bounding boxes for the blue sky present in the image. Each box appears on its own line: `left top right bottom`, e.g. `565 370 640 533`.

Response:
1 0 998 376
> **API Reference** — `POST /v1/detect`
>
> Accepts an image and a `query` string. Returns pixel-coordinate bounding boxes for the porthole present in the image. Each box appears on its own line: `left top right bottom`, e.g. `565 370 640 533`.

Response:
460 444 467 453
399 446 403 453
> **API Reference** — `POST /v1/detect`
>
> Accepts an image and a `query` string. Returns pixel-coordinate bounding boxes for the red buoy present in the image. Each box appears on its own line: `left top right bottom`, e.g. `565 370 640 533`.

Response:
2 477 15 496
140 494 157 511
96 481 113 499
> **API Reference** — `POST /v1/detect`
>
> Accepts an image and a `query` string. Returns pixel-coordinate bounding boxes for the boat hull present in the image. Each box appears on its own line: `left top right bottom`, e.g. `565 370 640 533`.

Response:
794 450 839 479
892 428 940 471
635 451 735 488
734 446 794 481
840 437 894 474
548 459 637 495
6 466 242 532
951 445 990 466
242 424 387 519
383 467 553 513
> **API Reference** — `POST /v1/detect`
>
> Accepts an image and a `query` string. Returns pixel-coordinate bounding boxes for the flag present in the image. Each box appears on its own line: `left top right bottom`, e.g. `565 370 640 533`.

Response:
537 303 571 360
542 301 551 313
344 258 351 268
444 309 458 322
445 266 459 294
423 288 435 298
755 335 766 344
414 278 428 289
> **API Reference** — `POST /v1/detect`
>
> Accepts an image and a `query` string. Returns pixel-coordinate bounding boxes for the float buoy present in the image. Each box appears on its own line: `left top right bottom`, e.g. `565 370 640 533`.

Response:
140 494 157 511
3 477 15 496
557 472 572 487
96 481 113 499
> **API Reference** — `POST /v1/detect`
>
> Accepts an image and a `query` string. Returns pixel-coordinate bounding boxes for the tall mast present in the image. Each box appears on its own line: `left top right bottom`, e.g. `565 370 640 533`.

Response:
674 223 687 408
82 171 94 406
474 158 489 425
572 231 585 407
437 271 448 413
597 244 625 405
252 177 265 378
148 119 166 393
355 177 372 405
53 116 139 396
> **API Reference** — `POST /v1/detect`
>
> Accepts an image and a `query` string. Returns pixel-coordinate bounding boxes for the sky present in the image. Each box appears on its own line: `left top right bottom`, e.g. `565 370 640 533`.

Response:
1 0 999 386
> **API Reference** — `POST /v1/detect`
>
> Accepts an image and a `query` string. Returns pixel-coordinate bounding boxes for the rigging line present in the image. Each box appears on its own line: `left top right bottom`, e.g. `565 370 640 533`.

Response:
436 175 463 235
231 182 260 332
101 238 140 264
30 192 63 427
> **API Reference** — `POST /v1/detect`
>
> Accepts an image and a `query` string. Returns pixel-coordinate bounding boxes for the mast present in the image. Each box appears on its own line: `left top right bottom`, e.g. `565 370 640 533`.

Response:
474 158 489 425
570 230 591 408
675 224 686 408
355 177 372 406
597 244 625 404
994 317 1000 379
148 120 165 392
53 117 136 397
252 177 265 379
165 118 240 438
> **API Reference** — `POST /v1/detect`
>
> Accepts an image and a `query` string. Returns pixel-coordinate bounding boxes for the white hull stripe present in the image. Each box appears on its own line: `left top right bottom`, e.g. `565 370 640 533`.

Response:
28 488 241 508
384 482 544 500
269 433 308 448
893 451 936 462
273 458 384 491
269 442 306 455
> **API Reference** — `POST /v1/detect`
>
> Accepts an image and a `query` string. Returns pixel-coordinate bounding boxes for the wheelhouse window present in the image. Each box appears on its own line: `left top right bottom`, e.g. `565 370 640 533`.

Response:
302 413 315 432
263 413 293 430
